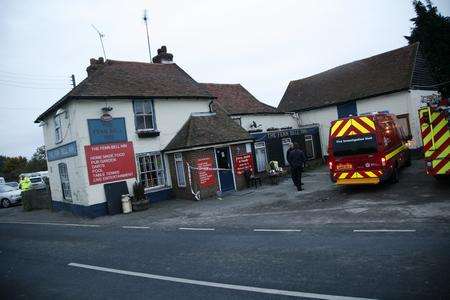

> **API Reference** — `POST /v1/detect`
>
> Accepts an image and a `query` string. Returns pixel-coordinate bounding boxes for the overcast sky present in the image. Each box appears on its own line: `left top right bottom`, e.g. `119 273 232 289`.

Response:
1 0 449 158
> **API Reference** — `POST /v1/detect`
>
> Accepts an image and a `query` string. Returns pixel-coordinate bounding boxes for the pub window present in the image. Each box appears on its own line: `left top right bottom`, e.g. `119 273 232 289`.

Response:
174 153 186 187
396 114 412 138
305 135 315 159
232 117 242 126
58 163 72 201
133 100 155 131
54 114 62 143
137 153 165 189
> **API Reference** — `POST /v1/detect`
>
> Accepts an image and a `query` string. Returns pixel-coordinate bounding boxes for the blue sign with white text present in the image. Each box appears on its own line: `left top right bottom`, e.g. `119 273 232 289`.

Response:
47 141 78 162
87 118 127 145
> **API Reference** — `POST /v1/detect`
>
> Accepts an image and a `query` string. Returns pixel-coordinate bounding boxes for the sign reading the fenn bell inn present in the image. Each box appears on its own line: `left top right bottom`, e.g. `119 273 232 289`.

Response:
84 142 136 185
87 118 127 145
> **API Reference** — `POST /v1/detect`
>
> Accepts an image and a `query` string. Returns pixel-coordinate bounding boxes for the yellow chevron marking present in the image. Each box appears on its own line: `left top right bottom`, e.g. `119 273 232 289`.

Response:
331 120 344 136
424 150 434 158
365 171 378 178
386 145 406 161
436 145 450 160
430 112 441 122
423 130 433 146
348 130 357 136
434 131 450 149
351 119 370 134
359 116 375 130
351 172 363 179
336 120 352 137
339 172 349 179
433 117 448 135
436 161 450 174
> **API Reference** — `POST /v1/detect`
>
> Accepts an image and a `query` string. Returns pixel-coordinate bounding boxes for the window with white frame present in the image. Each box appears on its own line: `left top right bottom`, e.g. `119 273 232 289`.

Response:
54 114 62 143
58 163 71 201
133 100 155 131
137 153 165 189
174 153 186 187
305 135 315 159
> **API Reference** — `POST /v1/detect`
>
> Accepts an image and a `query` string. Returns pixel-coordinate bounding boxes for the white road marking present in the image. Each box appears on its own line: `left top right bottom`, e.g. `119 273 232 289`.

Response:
68 262 376 300
353 229 416 233
0 221 99 228
178 227 215 231
122 226 150 229
253 229 302 232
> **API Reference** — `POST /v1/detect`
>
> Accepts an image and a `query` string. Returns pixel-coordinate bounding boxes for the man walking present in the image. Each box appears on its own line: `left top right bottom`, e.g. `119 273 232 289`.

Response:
287 143 306 191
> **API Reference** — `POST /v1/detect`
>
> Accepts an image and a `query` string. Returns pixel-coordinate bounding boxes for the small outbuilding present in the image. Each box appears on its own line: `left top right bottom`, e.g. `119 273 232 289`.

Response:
165 110 254 200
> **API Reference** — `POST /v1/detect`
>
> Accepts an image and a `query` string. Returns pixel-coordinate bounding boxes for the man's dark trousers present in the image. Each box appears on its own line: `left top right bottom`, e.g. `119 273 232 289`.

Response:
291 166 303 190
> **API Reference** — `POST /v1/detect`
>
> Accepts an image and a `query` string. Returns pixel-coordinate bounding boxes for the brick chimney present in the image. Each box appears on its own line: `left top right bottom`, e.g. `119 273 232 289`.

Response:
86 57 105 76
152 46 174 64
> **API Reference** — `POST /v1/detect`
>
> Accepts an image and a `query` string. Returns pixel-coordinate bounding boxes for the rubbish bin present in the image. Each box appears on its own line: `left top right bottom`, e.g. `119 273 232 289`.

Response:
121 194 132 214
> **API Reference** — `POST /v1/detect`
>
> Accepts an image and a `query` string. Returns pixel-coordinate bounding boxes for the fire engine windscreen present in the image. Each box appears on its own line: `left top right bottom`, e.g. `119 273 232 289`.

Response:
333 134 378 157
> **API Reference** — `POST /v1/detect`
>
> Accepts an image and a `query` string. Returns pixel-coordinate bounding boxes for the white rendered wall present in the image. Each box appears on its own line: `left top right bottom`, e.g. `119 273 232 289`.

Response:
297 105 337 156
42 101 89 205
42 98 210 206
357 90 438 149
296 90 438 156
237 114 298 132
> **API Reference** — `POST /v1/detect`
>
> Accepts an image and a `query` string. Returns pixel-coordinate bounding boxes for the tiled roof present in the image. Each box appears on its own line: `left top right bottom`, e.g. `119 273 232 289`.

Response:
164 109 252 151
35 59 213 122
278 43 434 112
200 83 278 115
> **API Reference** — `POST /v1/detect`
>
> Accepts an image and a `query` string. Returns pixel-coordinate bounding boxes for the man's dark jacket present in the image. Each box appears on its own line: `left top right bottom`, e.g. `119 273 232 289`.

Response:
288 149 306 169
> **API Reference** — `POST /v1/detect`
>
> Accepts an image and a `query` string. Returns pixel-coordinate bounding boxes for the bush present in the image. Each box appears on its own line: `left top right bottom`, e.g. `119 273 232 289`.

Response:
22 189 51 211
132 181 146 202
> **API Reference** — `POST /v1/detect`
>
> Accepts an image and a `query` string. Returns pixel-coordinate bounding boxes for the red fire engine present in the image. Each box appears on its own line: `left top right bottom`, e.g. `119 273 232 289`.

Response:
418 95 450 178
328 113 411 185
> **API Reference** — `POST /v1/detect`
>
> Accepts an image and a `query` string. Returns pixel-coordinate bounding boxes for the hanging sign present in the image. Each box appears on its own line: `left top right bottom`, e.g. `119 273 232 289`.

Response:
234 153 254 175
197 156 216 188
85 142 136 185
87 118 127 145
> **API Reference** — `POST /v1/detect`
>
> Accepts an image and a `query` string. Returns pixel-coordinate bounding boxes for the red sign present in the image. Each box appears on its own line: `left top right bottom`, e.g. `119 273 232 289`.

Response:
197 157 216 188
234 153 254 175
85 142 136 185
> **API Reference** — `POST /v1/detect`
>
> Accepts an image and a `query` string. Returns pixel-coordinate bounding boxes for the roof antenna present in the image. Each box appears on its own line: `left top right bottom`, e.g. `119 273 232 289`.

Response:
143 9 152 63
91 24 107 60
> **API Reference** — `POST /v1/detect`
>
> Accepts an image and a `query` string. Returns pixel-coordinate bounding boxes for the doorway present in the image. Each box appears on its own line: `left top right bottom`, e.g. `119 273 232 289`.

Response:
215 147 235 192
282 138 292 166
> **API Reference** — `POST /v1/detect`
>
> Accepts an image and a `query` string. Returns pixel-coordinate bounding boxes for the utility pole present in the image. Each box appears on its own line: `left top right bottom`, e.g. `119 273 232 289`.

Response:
91 24 107 59
143 10 152 62
71 74 76 88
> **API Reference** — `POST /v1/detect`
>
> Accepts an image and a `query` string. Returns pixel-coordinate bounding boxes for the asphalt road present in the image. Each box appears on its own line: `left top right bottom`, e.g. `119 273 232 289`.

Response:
1 222 449 299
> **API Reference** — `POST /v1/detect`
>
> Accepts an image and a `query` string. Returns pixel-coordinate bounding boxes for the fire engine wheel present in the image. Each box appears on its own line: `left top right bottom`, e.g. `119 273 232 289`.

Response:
391 166 399 184
1 198 10 208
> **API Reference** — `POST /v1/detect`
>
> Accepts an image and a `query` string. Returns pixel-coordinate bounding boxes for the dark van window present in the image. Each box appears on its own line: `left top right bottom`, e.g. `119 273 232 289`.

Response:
333 134 378 157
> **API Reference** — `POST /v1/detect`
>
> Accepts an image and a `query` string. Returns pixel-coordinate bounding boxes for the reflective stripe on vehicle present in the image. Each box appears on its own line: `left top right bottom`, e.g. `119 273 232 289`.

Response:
385 145 406 161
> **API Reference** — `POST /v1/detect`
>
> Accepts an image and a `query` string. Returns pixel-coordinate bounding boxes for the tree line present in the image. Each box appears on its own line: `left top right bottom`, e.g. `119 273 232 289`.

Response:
407 1 450 97
0 146 47 181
